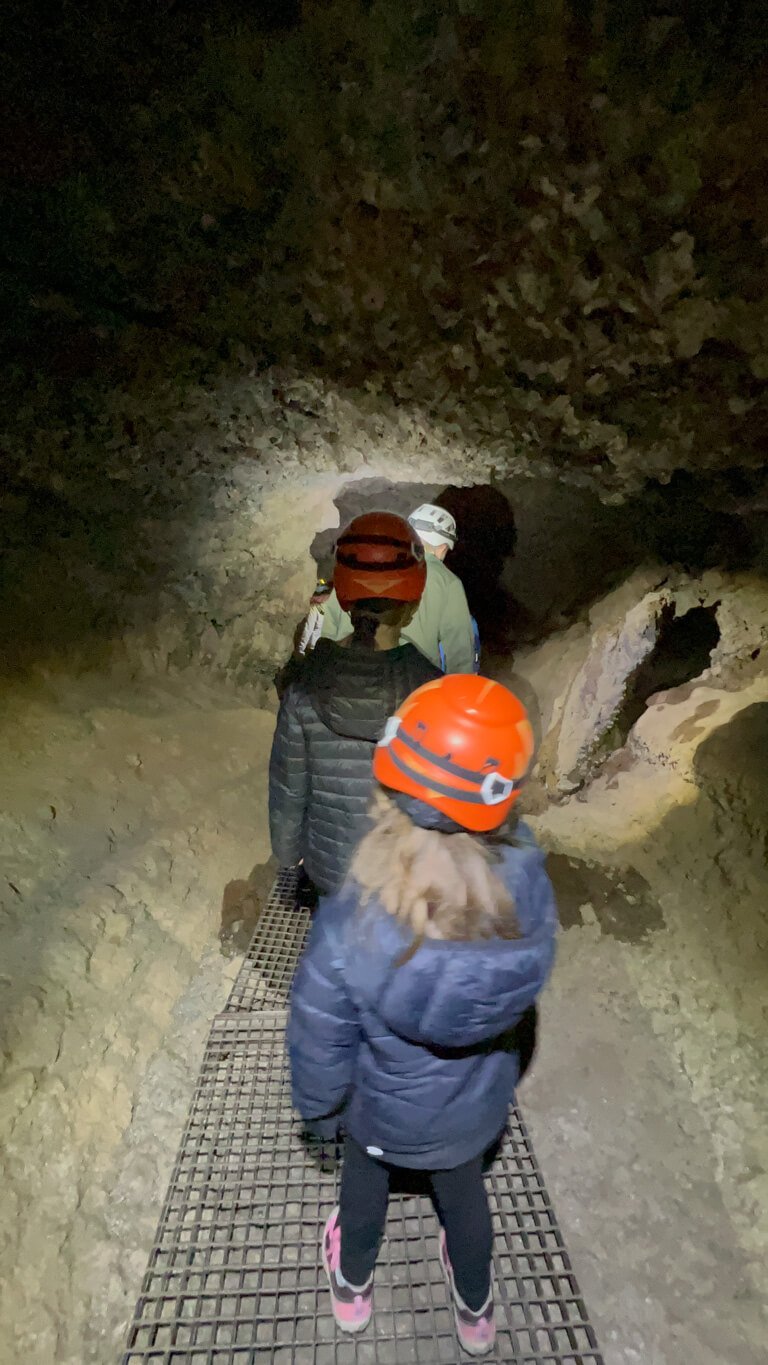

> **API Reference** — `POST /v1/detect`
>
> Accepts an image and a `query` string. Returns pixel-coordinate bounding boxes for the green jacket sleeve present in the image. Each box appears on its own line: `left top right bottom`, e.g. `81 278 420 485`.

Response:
439 575 476 674
320 589 353 641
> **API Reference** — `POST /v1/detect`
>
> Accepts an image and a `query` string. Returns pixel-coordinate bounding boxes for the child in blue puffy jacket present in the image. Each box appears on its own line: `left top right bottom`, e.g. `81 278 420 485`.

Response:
288 674 557 1356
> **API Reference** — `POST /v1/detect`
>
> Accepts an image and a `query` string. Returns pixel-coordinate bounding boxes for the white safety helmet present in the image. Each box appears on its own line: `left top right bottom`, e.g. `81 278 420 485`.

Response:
408 503 457 549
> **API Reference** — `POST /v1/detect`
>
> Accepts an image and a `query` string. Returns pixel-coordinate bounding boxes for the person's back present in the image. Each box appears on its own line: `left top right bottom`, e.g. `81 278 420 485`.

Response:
293 811 555 1160
410 550 473 669
268 511 439 894
269 638 438 893
288 674 557 1356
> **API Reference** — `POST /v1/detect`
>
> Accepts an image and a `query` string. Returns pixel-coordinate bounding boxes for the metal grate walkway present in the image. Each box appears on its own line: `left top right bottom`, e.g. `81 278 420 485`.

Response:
122 871 604 1364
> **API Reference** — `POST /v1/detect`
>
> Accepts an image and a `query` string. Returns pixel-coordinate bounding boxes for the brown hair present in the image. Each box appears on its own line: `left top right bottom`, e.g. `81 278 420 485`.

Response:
349 598 414 649
349 790 520 963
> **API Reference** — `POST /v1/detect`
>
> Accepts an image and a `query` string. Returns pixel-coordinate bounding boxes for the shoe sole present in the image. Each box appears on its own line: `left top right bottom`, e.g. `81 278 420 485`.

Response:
322 1228 372 1334
438 1233 495 1357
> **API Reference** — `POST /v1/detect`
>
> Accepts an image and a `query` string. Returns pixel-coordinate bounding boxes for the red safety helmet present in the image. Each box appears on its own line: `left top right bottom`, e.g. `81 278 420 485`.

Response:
333 511 427 612
373 674 534 832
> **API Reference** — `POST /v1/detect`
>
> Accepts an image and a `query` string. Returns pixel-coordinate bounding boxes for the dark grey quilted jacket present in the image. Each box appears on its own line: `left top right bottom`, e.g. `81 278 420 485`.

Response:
268 639 440 894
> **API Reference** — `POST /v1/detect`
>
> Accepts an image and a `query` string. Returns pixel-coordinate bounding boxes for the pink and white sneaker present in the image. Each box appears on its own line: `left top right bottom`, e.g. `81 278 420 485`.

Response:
321 1207 373 1333
439 1228 496 1356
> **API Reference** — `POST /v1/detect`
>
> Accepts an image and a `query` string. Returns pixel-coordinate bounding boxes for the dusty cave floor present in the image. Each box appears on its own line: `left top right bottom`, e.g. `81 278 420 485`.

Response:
1 669 766 1365
526 903 766 1365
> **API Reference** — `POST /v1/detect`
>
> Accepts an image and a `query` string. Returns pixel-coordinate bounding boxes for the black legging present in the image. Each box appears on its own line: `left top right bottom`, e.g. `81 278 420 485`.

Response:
338 1136 493 1312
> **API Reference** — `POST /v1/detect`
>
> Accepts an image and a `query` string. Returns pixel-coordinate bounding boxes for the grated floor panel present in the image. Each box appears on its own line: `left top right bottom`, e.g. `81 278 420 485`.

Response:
121 877 604 1365
226 867 309 1012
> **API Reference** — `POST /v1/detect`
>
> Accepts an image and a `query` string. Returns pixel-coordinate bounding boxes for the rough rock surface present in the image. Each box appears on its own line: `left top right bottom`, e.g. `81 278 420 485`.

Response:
7 5 768 493
1 373 524 684
505 568 768 1312
0 674 273 1364
554 585 669 790
3 367 766 688
526 923 767 1365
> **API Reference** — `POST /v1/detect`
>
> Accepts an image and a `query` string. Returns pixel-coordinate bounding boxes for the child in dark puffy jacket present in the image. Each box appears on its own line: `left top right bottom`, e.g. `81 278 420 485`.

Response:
269 512 439 896
288 674 557 1356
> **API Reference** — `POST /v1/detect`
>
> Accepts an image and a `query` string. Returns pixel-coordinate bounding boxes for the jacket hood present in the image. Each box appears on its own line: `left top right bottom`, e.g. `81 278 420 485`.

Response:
340 831 557 1049
301 638 421 741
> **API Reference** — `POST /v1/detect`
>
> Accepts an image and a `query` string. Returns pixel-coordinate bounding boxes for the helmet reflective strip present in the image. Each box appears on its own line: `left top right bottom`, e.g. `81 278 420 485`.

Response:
409 517 455 541
394 723 498 785
386 746 523 806
337 532 421 551
336 553 420 571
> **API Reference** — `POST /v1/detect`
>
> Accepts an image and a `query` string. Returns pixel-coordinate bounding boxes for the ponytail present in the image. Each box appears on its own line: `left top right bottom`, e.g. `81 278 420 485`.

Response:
349 598 402 650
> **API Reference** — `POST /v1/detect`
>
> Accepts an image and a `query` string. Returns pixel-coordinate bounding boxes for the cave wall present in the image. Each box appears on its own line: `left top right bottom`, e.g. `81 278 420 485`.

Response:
5 2 768 500
504 569 768 1300
4 365 659 689
0 673 277 1362
0 374 487 685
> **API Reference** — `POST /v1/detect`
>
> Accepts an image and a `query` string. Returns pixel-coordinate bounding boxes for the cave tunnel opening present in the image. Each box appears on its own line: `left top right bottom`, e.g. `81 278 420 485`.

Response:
309 473 649 658
605 603 722 755
303 470 768 682
3 448 768 682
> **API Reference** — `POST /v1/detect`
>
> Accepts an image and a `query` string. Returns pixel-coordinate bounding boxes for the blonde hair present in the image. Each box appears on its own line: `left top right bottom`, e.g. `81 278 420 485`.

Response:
349 790 520 962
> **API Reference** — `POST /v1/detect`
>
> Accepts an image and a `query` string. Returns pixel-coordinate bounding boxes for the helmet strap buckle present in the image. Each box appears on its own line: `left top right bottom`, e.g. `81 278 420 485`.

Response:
479 771 516 806
379 715 402 748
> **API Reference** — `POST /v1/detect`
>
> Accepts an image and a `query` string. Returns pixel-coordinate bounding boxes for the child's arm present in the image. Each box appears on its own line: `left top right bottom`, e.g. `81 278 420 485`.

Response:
288 912 359 1136
268 687 309 867
297 605 319 655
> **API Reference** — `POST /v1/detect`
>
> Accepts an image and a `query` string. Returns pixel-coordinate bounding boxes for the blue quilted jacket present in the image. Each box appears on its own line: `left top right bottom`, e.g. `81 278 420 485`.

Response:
288 823 557 1169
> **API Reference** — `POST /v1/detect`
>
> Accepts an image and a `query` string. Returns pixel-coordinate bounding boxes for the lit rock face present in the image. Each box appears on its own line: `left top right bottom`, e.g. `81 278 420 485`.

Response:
554 585 670 791
505 564 768 1315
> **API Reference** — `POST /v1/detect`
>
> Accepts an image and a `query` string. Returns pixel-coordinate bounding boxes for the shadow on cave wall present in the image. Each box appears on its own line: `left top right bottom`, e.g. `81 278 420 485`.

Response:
439 485 518 650
692 700 768 861
543 703 768 954
634 470 758 573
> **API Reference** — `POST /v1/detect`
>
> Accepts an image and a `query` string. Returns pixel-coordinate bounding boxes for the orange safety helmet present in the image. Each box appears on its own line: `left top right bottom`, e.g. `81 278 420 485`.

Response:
333 511 427 612
373 674 534 832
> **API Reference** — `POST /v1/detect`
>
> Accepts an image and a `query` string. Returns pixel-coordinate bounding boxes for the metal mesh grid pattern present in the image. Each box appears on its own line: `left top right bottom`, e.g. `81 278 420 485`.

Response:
122 1012 603 1365
226 867 309 1013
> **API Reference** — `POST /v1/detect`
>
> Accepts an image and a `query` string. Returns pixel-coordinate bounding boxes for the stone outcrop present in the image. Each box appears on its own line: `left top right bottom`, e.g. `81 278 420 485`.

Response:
503 566 768 1308
554 584 670 791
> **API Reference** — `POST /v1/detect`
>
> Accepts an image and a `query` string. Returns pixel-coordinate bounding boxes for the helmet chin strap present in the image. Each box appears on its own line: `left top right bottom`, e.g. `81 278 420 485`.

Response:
388 790 467 834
